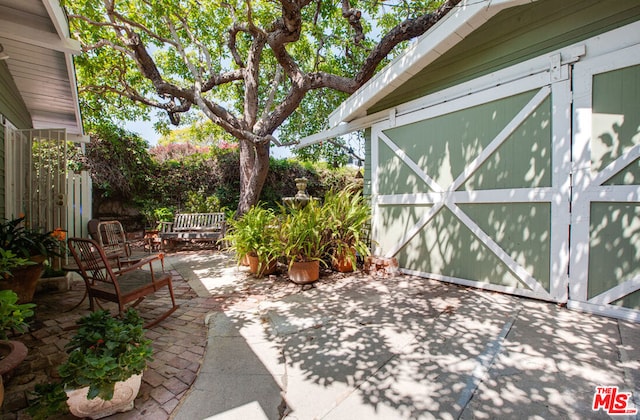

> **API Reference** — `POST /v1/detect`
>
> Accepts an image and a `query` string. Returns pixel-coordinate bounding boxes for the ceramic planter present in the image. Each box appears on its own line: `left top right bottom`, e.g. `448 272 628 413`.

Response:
65 373 142 419
288 260 320 284
37 272 72 293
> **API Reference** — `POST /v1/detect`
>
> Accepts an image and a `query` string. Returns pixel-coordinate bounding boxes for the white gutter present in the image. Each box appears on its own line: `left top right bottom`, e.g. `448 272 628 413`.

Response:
297 0 536 148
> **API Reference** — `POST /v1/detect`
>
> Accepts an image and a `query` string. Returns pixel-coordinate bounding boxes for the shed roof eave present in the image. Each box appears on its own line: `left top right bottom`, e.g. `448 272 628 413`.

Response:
327 0 537 128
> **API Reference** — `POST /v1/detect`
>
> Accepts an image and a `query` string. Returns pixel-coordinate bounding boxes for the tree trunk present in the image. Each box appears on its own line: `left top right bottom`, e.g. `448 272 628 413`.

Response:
237 139 271 215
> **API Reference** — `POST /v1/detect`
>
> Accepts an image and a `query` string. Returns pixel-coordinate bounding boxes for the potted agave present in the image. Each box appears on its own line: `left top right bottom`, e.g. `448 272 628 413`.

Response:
28 309 153 419
0 217 67 303
282 199 328 284
0 286 35 407
323 188 371 272
225 205 283 277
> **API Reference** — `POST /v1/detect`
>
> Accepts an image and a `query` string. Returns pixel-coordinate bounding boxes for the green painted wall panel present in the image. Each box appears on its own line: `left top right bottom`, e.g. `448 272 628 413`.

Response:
363 128 372 196
592 64 640 174
458 203 551 290
588 203 640 310
395 206 523 289
605 159 640 186
462 96 551 190
377 140 432 195
376 204 429 253
370 0 640 113
613 290 640 311
381 91 536 193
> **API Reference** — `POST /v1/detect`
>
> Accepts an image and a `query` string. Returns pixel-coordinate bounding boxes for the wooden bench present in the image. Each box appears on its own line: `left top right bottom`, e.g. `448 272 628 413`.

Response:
159 213 226 248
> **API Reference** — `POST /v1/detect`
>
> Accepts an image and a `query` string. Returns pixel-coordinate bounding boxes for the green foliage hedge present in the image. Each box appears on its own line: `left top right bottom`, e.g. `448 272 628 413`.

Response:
85 130 361 228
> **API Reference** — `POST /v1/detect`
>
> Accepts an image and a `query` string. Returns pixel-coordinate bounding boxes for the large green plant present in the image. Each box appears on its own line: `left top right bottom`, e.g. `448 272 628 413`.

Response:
0 249 35 280
225 205 283 276
58 309 153 400
28 309 152 418
0 289 35 340
323 189 371 270
282 199 329 267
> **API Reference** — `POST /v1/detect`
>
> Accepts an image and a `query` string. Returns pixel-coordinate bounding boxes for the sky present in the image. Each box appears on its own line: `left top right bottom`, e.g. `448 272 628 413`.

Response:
124 119 160 146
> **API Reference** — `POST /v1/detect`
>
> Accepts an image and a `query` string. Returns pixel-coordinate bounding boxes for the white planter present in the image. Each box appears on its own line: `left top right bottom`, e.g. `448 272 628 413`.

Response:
65 373 142 419
37 272 72 292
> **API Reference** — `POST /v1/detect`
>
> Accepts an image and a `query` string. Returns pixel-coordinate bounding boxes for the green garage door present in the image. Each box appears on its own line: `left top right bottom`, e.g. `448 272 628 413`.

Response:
371 70 572 303
569 45 640 321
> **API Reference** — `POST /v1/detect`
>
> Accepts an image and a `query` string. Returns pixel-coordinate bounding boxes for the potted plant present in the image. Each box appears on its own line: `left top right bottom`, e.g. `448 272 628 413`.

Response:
0 217 67 303
323 189 372 272
28 308 153 419
225 205 283 277
37 262 72 293
282 199 329 284
0 288 35 407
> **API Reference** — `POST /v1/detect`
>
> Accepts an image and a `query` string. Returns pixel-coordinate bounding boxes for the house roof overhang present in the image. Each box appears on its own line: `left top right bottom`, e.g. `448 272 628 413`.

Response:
297 0 537 149
0 0 84 137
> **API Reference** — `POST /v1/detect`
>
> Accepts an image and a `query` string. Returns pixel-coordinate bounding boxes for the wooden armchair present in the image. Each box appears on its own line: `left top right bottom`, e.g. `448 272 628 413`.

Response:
68 237 178 328
96 220 145 269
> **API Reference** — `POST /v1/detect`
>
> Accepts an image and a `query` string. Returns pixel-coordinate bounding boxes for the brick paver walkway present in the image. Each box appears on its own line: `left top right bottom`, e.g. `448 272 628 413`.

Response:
1 262 223 419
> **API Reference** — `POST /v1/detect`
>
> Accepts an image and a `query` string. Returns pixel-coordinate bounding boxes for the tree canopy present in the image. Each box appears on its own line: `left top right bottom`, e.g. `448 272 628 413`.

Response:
64 0 461 212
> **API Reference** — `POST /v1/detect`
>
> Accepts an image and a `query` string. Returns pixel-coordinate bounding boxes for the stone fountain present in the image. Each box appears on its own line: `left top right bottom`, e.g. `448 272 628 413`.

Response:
282 177 318 208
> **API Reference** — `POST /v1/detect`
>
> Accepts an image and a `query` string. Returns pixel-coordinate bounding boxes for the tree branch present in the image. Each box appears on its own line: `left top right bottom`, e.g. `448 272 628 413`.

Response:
340 0 364 45
261 65 283 120
355 0 462 85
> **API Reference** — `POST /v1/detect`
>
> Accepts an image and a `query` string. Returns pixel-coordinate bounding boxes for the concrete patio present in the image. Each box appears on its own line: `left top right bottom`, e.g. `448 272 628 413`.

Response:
2 250 639 419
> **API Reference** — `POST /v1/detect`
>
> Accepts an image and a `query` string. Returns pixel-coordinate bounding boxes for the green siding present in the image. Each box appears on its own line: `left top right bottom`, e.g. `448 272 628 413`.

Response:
370 0 640 113
391 205 524 289
377 88 552 290
458 203 550 290
376 204 429 254
592 64 640 176
379 202 551 290
378 140 432 196
380 90 544 194
363 128 372 196
588 63 640 310
588 203 640 310
461 95 551 191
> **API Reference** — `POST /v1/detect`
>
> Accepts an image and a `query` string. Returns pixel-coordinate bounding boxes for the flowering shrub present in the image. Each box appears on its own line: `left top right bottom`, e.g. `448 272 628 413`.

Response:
0 217 67 259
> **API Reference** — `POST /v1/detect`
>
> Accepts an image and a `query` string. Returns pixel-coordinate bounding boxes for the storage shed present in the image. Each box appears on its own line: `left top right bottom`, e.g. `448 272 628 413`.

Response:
300 0 640 322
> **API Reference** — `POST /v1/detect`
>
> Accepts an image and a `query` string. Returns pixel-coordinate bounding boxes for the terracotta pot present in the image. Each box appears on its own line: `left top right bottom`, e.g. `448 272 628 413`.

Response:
288 260 320 284
65 373 142 419
0 340 28 405
0 256 45 303
333 248 356 273
0 340 28 377
247 254 277 277
239 254 251 266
